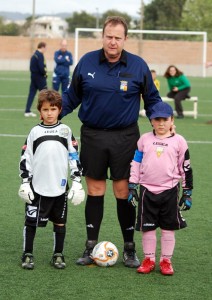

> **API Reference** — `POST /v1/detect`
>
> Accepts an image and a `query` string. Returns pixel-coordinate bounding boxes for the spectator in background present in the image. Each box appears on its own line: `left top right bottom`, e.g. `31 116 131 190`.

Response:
151 69 160 91
25 42 47 117
164 65 191 119
52 39 73 93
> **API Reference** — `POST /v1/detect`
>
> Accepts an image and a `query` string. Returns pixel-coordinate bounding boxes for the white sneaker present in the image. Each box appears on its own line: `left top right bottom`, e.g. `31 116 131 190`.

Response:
24 112 37 117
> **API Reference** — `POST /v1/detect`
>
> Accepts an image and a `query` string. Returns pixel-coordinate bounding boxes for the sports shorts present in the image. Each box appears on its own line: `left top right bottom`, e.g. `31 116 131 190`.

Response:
136 184 187 232
80 123 140 180
24 190 68 227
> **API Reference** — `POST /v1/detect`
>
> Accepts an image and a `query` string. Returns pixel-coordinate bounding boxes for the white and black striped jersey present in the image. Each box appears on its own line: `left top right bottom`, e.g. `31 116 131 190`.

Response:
19 122 82 197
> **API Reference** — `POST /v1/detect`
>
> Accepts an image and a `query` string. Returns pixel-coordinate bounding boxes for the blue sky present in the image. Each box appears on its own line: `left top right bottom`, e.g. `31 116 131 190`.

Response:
0 0 151 17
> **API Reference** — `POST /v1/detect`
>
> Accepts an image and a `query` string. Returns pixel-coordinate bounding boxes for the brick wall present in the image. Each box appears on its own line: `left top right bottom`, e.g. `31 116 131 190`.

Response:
0 36 211 76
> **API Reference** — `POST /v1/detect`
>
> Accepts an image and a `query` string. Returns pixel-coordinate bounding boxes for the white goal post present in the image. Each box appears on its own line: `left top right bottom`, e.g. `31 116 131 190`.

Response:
74 28 207 77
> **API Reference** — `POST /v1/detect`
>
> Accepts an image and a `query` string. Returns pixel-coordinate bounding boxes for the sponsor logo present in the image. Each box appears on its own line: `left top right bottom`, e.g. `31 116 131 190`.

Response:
126 226 134 231
143 223 155 226
40 218 49 222
88 72 95 79
86 224 94 228
27 206 37 218
61 179 66 186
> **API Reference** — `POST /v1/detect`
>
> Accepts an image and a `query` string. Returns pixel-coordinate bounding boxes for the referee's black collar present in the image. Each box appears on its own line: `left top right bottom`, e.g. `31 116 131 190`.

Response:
99 48 127 66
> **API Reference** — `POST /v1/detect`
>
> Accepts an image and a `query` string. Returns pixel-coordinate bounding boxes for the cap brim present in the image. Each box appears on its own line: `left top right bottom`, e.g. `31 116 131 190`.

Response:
150 113 173 120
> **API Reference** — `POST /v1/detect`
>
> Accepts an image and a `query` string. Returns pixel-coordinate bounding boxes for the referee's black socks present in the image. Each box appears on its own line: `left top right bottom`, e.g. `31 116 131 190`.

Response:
85 195 104 241
116 198 136 243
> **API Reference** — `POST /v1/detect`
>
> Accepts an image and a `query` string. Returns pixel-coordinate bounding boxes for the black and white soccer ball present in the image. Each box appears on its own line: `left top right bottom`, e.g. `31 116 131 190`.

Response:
91 241 119 267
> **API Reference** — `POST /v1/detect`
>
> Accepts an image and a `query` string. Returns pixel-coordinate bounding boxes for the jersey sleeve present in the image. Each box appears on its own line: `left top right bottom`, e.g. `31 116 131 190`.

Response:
129 138 143 184
19 132 34 181
178 136 193 190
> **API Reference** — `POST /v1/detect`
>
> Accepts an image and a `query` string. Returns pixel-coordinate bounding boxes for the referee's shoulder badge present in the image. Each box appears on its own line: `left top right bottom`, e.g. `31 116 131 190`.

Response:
120 80 128 91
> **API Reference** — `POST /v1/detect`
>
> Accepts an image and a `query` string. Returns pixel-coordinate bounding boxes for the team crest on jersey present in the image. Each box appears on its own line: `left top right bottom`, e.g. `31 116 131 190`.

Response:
59 128 69 137
156 146 164 157
120 80 128 91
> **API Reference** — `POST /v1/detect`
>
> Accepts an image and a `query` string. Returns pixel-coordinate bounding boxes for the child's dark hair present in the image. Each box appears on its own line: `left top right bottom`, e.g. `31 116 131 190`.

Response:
37 89 62 111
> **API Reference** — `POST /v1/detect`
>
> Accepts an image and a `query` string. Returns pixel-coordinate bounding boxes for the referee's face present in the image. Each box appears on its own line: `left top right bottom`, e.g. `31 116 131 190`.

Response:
102 23 127 63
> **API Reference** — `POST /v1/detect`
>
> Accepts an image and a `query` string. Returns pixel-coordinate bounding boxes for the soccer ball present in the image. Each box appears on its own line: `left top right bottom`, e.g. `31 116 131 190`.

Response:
91 241 119 267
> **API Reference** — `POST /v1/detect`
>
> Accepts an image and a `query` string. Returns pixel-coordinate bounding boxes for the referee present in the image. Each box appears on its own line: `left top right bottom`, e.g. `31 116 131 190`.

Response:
61 16 162 268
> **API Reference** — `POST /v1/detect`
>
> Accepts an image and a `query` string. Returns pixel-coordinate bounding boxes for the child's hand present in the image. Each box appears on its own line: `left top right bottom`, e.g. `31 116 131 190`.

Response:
179 190 192 211
128 183 139 207
18 181 34 204
68 181 85 205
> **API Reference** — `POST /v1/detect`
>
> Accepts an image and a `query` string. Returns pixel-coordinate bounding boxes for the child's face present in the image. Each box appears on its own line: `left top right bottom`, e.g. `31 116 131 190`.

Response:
151 72 156 80
39 101 61 125
151 116 174 137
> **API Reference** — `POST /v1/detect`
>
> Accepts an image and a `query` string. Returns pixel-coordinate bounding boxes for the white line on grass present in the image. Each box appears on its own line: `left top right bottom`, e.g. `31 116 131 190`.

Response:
0 133 211 144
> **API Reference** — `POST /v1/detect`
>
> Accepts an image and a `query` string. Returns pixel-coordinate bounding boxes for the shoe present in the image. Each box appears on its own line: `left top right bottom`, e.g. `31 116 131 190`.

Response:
76 240 97 265
123 242 140 268
176 115 184 119
51 253 66 269
24 112 37 117
160 258 174 275
21 253 34 270
137 258 155 274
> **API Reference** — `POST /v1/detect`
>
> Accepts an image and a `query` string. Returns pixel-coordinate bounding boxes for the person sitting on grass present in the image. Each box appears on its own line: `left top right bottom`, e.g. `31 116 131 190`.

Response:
18 89 85 270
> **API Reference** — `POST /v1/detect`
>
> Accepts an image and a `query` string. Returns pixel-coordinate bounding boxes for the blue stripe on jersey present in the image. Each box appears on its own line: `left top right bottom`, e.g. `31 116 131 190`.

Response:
133 150 143 163
69 152 79 160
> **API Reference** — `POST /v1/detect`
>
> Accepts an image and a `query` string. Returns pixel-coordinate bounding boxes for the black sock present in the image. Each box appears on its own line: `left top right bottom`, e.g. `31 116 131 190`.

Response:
23 225 36 254
53 224 66 253
85 195 104 240
116 198 136 243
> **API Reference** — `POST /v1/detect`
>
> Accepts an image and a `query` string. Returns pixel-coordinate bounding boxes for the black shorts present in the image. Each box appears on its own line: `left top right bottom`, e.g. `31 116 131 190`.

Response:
136 185 187 232
80 123 140 180
24 191 68 227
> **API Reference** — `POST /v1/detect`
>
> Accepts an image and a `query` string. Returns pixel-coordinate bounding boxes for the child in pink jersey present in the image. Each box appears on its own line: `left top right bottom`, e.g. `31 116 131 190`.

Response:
128 102 193 275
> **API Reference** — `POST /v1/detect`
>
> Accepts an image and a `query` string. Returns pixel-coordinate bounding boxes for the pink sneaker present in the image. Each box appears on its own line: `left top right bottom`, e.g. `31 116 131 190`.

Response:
160 258 174 275
137 258 155 274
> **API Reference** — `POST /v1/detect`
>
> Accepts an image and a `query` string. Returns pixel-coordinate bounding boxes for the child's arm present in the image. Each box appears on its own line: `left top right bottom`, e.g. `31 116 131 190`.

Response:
178 138 193 210
18 134 34 204
128 149 143 207
67 133 85 205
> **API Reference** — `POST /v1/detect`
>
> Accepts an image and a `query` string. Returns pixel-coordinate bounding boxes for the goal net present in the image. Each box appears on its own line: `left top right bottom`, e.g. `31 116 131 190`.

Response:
74 28 207 77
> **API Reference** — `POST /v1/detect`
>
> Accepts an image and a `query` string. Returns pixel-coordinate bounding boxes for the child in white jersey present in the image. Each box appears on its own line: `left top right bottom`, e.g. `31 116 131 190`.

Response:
18 89 85 270
128 102 193 275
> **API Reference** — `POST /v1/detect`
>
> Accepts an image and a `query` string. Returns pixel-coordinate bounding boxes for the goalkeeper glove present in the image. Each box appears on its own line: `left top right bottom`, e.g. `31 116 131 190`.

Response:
128 183 139 207
68 181 85 205
18 179 34 204
179 189 192 211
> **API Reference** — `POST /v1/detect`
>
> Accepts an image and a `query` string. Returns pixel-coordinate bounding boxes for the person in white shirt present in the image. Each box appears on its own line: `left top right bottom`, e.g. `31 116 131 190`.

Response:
128 101 193 276
18 89 85 270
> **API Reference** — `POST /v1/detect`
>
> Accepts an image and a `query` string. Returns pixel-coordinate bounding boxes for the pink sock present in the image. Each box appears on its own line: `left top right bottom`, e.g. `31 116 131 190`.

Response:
142 230 156 262
160 229 175 262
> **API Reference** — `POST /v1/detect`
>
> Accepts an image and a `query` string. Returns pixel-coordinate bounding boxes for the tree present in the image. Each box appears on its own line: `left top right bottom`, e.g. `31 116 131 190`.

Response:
66 11 96 36
100 10 132 28
181 0 212 41
143 0 186 39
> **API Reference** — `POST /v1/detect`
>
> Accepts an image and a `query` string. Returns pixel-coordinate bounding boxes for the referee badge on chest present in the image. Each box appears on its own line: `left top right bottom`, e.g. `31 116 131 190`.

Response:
120 80 128 91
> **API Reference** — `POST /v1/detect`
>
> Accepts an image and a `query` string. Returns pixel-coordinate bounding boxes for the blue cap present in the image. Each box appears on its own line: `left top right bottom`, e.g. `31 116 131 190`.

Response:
149 102 174 120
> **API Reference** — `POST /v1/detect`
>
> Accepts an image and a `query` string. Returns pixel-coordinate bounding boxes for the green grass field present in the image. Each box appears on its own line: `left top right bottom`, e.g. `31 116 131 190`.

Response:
0 71 211 300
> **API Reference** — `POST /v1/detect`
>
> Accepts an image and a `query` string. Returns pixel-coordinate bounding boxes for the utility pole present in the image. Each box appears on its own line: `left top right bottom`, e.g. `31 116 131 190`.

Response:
30 0 36 55
138 0 144 57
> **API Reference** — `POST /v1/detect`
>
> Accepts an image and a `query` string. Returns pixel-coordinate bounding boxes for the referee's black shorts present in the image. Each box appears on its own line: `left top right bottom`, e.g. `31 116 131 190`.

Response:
136 184 187 232
80 123 140 180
